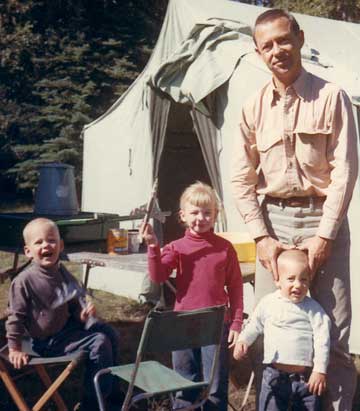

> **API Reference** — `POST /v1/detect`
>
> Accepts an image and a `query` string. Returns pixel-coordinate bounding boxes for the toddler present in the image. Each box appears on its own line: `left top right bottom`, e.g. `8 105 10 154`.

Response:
234 249 331 411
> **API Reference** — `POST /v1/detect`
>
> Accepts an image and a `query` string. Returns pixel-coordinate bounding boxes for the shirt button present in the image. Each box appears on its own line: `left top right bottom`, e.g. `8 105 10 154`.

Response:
293 187 298 192
288 161 293 168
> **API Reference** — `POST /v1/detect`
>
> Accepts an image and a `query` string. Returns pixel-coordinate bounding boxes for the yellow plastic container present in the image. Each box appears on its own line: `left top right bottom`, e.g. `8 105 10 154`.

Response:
216 231 256 263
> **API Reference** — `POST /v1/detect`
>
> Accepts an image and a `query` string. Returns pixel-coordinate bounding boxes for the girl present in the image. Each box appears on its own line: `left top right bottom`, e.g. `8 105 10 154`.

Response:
142 181 243 411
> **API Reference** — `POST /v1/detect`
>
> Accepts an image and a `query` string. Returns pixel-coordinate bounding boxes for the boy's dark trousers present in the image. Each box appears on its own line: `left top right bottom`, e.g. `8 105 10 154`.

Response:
32 318 119 410
172 324 229 411
259 365 320 411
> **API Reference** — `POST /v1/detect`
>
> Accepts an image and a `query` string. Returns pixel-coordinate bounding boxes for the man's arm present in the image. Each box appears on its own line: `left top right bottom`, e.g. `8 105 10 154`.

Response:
299 89 358 273
230 104 293 280
230 104 267 240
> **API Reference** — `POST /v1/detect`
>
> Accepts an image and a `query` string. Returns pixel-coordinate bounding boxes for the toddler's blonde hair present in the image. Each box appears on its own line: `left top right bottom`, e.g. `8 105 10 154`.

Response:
23 218 60 245
277 249 310 277
179 181 219 212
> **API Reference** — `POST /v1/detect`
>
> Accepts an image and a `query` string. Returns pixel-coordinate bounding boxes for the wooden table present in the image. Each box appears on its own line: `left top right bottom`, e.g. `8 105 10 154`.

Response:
1 247 255 290
64 251 255 289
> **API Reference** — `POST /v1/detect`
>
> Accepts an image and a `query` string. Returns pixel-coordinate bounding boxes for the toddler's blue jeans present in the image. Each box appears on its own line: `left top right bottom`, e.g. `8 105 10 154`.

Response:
259 365 320 411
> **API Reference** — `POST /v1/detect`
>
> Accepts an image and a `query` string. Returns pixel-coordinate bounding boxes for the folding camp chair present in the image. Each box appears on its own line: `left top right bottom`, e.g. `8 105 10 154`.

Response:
94 305 225 411
0 337 84 411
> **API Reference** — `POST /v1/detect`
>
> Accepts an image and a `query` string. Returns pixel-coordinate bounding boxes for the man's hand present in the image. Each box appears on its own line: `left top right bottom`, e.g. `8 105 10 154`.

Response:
297 236 332 277
307 371 326 396
255 236 294 281
233 340 248 361
228 330 239 349
9 348 29 369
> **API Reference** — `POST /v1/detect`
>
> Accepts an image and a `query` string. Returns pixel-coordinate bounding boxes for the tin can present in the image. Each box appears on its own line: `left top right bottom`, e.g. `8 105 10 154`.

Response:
107 228 128 254
128 229 140 253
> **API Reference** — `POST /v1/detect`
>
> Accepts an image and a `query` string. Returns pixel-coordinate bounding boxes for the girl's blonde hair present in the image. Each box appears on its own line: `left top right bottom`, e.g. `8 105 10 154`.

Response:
179 181 219 212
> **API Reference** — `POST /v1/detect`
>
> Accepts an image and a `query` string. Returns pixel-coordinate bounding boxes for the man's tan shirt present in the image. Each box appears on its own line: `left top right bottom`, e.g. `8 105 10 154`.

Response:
230 69 358 240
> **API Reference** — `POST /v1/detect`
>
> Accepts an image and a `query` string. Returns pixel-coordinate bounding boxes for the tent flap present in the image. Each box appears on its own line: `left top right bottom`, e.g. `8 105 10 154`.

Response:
146 19 253 112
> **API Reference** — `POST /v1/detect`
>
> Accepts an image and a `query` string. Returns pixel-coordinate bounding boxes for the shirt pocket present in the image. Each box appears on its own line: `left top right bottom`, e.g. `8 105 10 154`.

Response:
295 126 332 171
256 130 284 175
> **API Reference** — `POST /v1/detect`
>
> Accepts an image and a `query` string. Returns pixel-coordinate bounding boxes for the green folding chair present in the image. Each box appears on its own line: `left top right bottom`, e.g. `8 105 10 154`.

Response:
94 305 225 411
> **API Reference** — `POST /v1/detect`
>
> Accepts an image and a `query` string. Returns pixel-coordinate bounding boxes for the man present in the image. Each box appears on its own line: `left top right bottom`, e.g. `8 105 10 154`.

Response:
230 9 358 411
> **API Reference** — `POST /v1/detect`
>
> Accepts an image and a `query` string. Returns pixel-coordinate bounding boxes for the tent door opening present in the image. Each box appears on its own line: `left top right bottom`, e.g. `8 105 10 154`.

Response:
157 102 211 244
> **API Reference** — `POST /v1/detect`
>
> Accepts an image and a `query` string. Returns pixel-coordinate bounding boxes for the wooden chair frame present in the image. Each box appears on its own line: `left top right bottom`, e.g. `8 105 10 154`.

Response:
0 343 84 411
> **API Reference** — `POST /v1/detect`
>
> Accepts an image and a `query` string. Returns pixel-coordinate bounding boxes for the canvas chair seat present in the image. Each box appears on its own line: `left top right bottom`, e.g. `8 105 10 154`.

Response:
0 339 84 411
109 360 208 395
94 305 225 411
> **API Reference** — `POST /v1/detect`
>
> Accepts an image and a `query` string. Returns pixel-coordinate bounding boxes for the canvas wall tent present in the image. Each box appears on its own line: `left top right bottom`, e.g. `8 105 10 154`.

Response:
82 0 360 352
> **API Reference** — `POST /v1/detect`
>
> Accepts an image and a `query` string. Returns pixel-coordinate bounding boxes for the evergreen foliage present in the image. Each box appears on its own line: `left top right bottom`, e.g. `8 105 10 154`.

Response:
270 0 360 21
0 0 167 197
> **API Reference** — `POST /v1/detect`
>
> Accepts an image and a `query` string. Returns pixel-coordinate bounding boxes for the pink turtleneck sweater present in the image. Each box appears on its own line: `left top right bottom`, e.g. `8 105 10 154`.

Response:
148 229 243 331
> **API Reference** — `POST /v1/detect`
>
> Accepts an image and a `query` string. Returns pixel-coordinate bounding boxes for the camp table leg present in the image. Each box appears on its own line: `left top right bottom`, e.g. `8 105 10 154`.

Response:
12 251 19 271
83 262 91 289
0 358 31 411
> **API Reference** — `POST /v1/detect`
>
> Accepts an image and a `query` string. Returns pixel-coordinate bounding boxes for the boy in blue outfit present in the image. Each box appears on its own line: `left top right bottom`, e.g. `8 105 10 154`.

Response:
5 218 120 411
234 249 331 411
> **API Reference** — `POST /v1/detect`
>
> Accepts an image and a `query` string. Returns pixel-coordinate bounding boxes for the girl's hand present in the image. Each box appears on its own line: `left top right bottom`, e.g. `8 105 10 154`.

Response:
140 223 159 246
228 330 239 348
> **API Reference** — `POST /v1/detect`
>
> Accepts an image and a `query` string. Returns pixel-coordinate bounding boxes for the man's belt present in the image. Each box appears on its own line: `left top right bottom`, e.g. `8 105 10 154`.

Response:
264 195 326 208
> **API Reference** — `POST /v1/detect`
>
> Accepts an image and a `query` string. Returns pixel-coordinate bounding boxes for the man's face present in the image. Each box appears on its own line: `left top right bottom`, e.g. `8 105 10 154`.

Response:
254 17 304 83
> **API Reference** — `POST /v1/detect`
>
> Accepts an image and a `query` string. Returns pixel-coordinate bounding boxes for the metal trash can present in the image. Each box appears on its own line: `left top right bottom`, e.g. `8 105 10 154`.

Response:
34 163 79 215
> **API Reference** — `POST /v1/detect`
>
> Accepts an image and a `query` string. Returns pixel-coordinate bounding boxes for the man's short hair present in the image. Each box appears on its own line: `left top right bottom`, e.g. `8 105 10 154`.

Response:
277 249 310 276
253 9 301 44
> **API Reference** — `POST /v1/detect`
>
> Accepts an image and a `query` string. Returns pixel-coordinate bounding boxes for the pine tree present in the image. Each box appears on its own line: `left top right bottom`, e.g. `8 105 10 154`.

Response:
0 0 168 198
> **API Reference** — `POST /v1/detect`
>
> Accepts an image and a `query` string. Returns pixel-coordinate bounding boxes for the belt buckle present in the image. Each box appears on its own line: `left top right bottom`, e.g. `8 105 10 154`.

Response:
286 197 310 208
309 196 314 210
